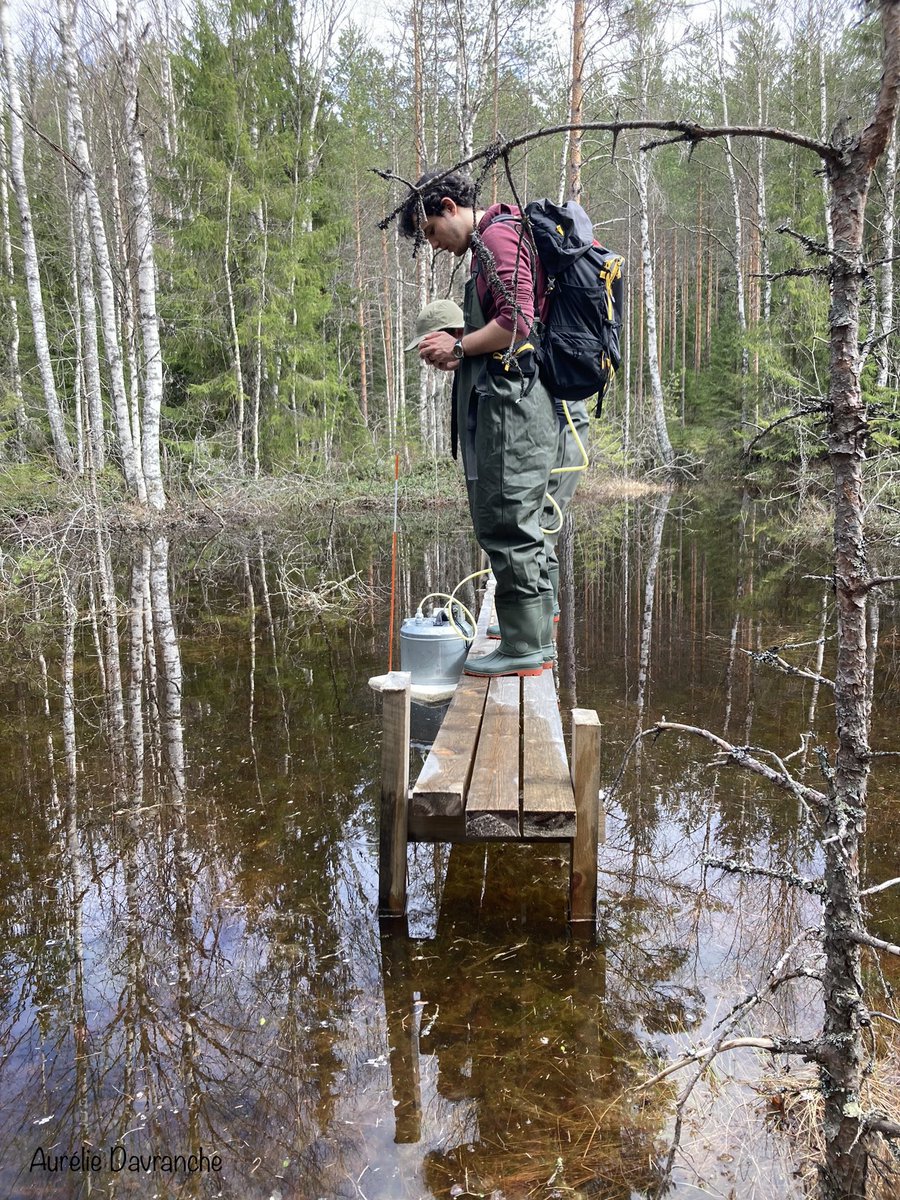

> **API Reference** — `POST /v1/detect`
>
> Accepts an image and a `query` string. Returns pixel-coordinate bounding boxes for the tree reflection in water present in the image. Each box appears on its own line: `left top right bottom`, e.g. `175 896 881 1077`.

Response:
0 501 896 1199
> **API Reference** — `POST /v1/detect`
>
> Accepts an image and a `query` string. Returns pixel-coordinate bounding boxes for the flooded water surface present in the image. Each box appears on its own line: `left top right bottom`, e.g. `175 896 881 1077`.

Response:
1 491 898 1200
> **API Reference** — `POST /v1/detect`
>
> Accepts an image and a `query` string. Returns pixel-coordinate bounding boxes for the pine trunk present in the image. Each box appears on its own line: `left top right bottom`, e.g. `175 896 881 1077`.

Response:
817 6 900 1194
567 0 585 203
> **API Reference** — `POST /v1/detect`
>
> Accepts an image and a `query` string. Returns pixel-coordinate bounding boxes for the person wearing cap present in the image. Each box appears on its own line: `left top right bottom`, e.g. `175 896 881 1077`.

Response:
401 168 558 679
406 298 469 461
405 298 464 352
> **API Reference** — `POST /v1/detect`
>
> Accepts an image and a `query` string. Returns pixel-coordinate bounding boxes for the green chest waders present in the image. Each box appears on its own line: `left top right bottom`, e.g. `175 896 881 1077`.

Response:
457 271 558 677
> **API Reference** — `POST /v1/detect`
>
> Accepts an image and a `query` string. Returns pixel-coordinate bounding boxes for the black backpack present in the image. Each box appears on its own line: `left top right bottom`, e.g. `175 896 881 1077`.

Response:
490 200 624 415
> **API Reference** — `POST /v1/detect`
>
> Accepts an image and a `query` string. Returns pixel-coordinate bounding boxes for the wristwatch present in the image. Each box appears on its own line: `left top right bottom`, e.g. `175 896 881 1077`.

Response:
452 338 465 360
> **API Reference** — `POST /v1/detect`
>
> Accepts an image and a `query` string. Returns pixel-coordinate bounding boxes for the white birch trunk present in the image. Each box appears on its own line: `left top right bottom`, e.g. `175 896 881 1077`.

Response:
0 0 74 473
819 38 834 253
127 544 148 810
0 103 25 457
120 0 165 509
149 537 185 799
716 10 748 380
66 186 85 474
757 76 772 322
876 125 896 388
106 114 144 476
73 182 106 471
57 0 143 496
394 224 407 452
251 196 266 479
224 169 246 474
637 149 674 468
454 0 474 161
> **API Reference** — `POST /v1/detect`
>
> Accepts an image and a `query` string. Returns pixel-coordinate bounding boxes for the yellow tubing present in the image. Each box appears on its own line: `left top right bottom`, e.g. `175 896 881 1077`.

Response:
540 399 589 534
415 591 478 644
448 567 492 641
550 398 589 475
540 492 564 536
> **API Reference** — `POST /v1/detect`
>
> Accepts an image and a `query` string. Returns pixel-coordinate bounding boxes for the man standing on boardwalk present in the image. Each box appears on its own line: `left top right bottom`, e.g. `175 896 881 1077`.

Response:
400 168 558 678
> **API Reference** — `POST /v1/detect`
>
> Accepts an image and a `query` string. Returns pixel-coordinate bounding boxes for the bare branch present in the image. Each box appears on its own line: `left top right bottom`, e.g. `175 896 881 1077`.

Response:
863 575 900 592
650 721 827 809
743 404 830 456
742 646 835 690
849 930 900 957
1 99 85 178
375 118 837 229
752 265 828 282
869 1010 900 1028
777 222 841 259
703 856 824 895
640 1035 820 1091
861 876 900 897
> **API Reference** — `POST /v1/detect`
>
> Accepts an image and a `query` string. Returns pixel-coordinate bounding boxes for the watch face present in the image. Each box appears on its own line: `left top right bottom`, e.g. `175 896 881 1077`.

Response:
453 340 464 359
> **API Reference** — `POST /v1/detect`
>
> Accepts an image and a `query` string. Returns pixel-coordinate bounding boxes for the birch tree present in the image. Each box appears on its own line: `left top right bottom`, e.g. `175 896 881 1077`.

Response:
0 97 24 458
0 0 74 474
875 122 896 388
57 0 145 499
636 146 675 467
119 0 166 510
715 4 750 418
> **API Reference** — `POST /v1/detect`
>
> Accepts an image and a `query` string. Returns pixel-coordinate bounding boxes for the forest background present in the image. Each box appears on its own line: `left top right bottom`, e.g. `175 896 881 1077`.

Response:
0 0 894 515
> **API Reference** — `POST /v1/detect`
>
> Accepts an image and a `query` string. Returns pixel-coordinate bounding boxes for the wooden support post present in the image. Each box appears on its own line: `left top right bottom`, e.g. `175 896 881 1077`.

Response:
379 918 422 1142
369 671 411 916
569 708 602 929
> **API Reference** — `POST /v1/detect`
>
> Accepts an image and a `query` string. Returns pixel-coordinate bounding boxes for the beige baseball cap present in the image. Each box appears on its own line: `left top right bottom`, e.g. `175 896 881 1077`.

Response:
405 298 464 350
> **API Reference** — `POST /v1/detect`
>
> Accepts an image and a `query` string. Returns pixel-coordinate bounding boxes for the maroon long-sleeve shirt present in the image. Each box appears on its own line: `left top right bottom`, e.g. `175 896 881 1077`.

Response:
473 204 548 340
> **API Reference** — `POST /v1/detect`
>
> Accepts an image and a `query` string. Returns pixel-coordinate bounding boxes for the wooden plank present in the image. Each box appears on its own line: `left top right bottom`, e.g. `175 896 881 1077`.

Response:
522 671 576 838
369 672 411 917
465 674 520 838
410 673 488 817
569 708 602 928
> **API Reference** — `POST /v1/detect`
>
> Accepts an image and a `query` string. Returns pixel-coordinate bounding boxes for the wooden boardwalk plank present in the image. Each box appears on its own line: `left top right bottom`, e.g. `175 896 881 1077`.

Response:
465 674 520 838
522 671 576 838
410 673 488 818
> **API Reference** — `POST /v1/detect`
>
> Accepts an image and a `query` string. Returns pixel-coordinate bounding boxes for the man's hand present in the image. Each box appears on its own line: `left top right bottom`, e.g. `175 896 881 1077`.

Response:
419 330 458 371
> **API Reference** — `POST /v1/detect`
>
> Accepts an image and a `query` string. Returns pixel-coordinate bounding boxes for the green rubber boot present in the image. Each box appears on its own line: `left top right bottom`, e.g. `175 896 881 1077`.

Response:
540 591 556 669
464 596 545 677
490 565 560 638
490 576 558 639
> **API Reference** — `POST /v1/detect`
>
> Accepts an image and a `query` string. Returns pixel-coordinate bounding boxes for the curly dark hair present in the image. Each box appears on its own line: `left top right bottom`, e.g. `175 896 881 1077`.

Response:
399 168 477 239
